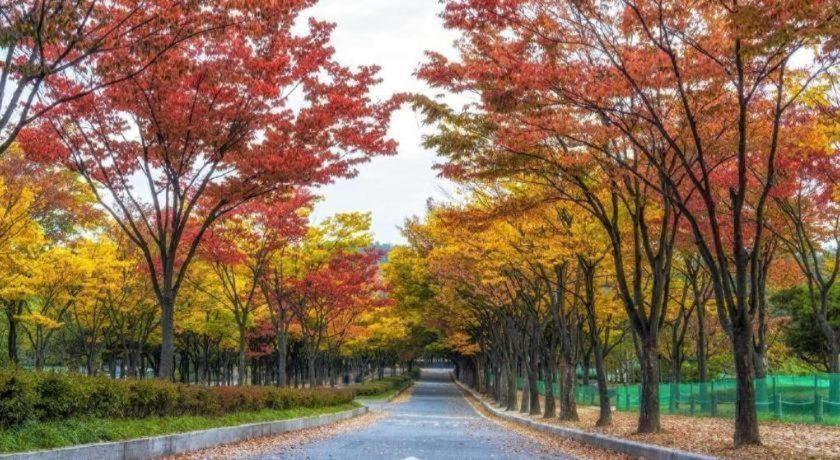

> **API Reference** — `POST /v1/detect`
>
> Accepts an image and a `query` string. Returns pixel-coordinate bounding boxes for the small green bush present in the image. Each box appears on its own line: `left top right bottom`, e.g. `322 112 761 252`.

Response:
354 374 414 397
127 379 177 418
86 375 129 418
0 369 37 428
34 373 86 420
176 384 220 416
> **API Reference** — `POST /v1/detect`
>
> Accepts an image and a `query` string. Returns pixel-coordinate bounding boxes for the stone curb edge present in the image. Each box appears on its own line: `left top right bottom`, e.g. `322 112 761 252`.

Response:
385 379 415 402
0 406 369 460
452 376 717 460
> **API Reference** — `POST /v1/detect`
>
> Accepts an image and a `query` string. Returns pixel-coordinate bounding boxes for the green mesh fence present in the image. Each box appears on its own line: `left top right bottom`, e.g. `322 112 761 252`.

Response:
516 373 840 425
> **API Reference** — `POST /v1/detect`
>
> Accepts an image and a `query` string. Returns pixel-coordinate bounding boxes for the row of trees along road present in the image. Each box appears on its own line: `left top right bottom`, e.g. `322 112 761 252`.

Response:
0 0 404 382
0 140 420 385
407 0 839 448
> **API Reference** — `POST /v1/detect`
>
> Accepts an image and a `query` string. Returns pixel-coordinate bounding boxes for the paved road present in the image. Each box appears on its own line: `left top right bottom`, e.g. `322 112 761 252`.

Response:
256 369 571 459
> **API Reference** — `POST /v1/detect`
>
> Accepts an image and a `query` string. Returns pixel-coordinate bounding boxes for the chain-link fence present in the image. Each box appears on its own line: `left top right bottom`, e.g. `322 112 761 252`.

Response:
519 374 840 425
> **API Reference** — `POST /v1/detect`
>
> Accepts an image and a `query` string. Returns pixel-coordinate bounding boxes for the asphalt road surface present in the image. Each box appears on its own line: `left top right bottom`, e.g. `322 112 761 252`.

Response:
255 368 572 459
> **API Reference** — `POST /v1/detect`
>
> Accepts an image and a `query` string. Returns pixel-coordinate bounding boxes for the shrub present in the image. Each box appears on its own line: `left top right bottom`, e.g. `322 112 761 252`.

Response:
34 373 87 420
0 369 356 428
176 384 221 416
86 375 130 418
353 374 414 397
265 388 296 410
0 369 37 428
126 379 177 418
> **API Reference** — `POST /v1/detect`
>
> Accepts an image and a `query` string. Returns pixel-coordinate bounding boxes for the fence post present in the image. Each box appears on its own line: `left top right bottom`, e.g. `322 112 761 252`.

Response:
774 393 782 420
669 383 675 413
690 394 695 416
710 380 715 415
815 395 823 423
711 393 717 417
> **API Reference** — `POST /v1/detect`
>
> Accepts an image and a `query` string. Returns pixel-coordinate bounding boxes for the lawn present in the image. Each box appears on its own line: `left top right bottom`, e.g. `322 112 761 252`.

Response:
0 402 360 453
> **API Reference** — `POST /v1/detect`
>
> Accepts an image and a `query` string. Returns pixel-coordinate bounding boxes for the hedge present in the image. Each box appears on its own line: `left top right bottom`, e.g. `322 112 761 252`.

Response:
354 374 414 397
0 369 355 429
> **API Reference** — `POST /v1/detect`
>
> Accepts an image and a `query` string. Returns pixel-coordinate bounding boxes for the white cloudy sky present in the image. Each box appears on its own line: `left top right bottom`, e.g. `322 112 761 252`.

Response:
304 0 459 244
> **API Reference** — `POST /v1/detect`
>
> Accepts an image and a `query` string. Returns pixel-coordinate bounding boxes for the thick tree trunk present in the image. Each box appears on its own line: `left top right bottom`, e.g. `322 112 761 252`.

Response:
276 330 288 386
592 334 612 426
308 353 317 388
558 357 578 421
527 354 540 416
543 357 556 418
637 336 660 433
158 293 175 380
828 353 840 404
505 359 517 411
732 321 761 446
519 360 529 413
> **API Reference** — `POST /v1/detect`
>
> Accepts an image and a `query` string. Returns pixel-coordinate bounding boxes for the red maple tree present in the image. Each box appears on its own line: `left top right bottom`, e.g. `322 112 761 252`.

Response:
21 0 399 378
0 0 234 155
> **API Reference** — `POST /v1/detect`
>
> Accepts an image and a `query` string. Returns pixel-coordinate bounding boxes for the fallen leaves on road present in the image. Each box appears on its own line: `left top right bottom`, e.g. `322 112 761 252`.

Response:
391 385 415 404
168 410 387 460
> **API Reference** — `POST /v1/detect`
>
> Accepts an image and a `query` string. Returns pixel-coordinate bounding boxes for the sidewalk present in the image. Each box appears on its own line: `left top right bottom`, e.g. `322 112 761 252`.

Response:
463 382 840 459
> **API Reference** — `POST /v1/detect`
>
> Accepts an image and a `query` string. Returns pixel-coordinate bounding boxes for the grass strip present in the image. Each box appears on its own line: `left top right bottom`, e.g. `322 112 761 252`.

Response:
0 402 360 453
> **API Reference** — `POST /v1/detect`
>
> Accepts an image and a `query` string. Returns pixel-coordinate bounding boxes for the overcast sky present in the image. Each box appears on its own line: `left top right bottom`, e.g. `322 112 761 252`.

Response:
305 0 459 244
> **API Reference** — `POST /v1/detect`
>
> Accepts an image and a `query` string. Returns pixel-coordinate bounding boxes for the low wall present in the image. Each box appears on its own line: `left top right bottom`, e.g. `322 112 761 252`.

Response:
1 406 368 460
453 377 716 460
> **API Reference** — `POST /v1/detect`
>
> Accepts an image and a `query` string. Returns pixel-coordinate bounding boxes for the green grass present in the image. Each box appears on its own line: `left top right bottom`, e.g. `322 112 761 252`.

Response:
0 402 360 453
353 375 414 399
357 384 406 400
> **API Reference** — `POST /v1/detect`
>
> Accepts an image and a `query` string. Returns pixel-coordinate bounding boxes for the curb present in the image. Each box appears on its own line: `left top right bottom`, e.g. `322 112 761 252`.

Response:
0 406 368 460
453 377 716 460
385 381 414 402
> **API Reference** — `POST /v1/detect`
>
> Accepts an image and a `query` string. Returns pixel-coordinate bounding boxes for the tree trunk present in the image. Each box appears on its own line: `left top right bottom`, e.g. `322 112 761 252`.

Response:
5 306 18 364
519 359 529 413
732 321 761 446
527 353 540 416
558 357 578 421
276 330 288 386
543 358 556 418
87 353 97 376
637 335 660 433
505 358 517 411
592 333 612 426
581 353 591 387
237 327 247 386
35 345 44 371
817 291 840 403
828 353 840 405
308 352 317 388
158 293 175 380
